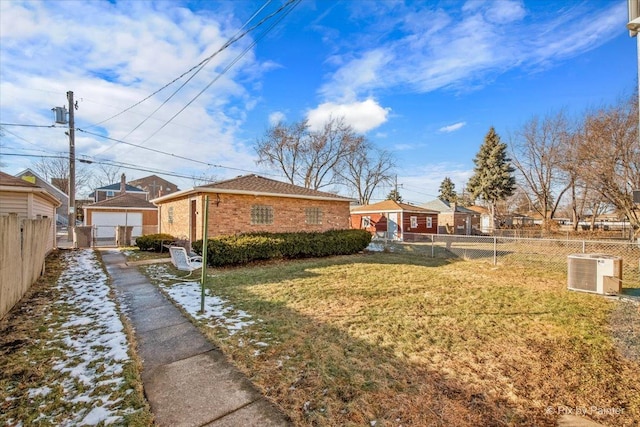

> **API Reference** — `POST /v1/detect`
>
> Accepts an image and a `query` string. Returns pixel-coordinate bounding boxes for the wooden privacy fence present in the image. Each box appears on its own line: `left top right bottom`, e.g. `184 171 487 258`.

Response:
0 214 52 319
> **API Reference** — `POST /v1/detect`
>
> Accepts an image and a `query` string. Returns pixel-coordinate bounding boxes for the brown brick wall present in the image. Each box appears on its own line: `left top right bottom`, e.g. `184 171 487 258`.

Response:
158 193 351 240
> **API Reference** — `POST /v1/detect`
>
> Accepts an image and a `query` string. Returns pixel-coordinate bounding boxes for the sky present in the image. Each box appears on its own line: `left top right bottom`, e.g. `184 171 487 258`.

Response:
0 0 636 204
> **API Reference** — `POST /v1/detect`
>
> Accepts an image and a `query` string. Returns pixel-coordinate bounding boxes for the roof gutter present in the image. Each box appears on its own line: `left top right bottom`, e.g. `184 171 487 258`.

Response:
151 187 354 204
0 185 62 207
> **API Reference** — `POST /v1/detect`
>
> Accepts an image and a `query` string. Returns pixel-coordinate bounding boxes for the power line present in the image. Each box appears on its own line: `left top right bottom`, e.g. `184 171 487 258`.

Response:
138 0 301 147
76 128 276 176
0 123 57 128
90 0 282 156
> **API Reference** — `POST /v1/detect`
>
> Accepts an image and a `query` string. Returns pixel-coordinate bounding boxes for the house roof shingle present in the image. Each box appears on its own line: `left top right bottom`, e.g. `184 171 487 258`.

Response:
85 193 156 209
351 200 438 214
0 171 62 207
420 199 478 214
1 171 39 187
95 182 146 192
153 174 353 203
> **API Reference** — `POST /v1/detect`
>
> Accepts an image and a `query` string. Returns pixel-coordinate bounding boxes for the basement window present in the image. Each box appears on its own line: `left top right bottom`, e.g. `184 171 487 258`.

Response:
305 207 322 225
251 205 273 225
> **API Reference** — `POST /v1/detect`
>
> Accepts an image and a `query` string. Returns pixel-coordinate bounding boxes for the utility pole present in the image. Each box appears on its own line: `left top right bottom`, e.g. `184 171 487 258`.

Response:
67 91 76 240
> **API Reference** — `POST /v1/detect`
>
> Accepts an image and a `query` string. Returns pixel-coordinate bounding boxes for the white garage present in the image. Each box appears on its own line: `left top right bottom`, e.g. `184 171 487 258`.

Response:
91 211 143 238
83 192 158 245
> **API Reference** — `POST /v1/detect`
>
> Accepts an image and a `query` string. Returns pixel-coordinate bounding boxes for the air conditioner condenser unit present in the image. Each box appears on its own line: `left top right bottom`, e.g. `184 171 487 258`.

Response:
567 254 622 295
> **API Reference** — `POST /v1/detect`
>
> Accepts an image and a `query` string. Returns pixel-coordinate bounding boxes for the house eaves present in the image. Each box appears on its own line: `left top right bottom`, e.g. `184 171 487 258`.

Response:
152 187 354 204
0 185 62 207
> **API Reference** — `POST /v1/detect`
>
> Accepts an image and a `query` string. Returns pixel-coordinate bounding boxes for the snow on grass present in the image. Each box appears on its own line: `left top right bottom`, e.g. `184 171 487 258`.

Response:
42 250 133 425
145 264 256 336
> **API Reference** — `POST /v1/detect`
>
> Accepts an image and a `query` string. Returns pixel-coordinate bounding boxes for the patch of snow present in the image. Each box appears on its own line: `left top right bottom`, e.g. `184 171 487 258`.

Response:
366 242 386 252
41 250 134 425
28 386 51 398
150 264 257 337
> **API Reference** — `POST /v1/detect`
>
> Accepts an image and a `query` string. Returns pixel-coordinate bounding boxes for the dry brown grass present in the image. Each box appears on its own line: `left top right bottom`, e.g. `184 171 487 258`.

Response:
192 252 640 427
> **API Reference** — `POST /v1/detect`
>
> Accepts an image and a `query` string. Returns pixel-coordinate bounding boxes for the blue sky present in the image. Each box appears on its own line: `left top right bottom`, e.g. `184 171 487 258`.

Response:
0 0 635 203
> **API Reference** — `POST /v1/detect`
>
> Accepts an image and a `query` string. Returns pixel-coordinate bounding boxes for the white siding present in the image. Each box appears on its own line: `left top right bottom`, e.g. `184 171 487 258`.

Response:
0 192 57 253
32 195 56 252
0 192 28 218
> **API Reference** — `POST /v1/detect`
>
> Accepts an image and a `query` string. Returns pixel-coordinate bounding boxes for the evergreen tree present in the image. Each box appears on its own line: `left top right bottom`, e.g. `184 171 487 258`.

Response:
467 127 516 229
438 177 457 203
386 188 403 203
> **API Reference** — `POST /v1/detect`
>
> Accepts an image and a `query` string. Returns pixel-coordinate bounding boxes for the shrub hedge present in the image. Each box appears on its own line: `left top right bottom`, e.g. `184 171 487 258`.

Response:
191 229 372 267
135 233 177 252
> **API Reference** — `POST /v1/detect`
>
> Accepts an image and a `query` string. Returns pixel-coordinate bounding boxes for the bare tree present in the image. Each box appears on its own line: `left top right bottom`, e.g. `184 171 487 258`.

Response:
337 141 395 205
192 172 220 187
577 93 640 238
32 156 92 196
255 117 364 190
510 111 573 231
88 164 121 190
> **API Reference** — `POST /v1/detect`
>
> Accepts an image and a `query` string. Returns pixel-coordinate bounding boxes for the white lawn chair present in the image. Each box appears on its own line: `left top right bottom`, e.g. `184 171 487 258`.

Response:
169 246 203 278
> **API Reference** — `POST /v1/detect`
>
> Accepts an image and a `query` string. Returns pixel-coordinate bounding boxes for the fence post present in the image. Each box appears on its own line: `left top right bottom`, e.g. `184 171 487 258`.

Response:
493 236 497 265
582 240 586 253
431 236 434 258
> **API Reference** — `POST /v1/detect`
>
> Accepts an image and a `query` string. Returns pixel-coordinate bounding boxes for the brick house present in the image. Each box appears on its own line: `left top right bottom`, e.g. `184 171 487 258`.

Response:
350 200 438 241
90 174 148 202
152 174 353 243
420 199 480 235
128 174 179 200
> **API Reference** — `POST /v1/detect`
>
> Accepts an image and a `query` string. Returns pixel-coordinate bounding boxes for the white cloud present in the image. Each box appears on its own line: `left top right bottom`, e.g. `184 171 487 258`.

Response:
268 111 286 125
439 122 466 133
319 1 624 98
0 1 270 190
306 99 390 133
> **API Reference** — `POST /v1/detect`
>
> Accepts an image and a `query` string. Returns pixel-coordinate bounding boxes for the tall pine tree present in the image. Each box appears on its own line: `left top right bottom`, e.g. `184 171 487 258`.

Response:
467 127 516 230
438 177 457 203
386 188 403 203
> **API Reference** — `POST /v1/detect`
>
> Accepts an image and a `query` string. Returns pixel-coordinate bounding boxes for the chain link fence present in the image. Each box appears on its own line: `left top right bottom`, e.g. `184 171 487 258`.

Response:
372 233 640 287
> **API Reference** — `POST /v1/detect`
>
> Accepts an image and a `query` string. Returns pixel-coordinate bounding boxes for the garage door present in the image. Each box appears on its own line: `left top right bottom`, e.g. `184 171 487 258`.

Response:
92 212 143 238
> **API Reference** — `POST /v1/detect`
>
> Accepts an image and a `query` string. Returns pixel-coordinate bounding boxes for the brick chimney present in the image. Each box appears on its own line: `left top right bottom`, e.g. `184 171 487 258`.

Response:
120 173 126 195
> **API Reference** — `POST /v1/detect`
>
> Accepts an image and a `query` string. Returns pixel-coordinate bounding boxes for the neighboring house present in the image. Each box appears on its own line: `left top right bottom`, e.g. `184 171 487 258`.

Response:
420 199 480 235
152 174 353 243
128 174 179 200
84 193 158 240
0 171 61 252
89 174 148 202
350 200 438 241
467 205 492 233
14 168 69 225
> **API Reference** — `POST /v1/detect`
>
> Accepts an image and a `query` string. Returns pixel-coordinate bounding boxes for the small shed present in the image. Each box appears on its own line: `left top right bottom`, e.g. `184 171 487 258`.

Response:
0 171 61 252
350 200 438 241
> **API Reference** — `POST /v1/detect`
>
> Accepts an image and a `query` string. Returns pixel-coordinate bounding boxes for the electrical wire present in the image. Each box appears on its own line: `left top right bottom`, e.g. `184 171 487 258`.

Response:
0 123 56 128
91 0 278 157
76 128 277 176
137 0 301 146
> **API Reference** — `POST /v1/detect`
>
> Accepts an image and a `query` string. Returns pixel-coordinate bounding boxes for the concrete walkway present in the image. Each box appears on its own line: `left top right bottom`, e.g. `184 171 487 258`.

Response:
99 249 290 427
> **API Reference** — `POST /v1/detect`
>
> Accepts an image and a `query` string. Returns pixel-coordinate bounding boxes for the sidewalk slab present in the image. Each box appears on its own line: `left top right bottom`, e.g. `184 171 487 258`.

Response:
137 321 214 376
144 351 263 427
99 249 291 427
